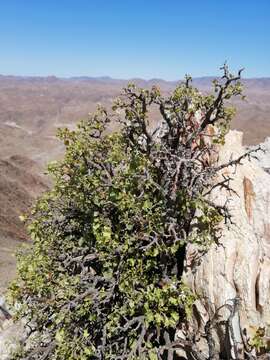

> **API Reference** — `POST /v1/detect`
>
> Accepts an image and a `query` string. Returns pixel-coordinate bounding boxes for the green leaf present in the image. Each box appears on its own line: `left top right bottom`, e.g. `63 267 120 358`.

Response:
149 350 158 360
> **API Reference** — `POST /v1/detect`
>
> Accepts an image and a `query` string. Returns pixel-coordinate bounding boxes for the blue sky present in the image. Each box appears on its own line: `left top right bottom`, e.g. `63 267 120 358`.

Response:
0 0 269 80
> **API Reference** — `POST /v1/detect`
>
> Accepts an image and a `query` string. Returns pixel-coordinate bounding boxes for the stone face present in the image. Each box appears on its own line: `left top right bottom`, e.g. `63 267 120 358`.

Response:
0 297 24 360
252 137 270 170
182 130 270 358
0 319 24 360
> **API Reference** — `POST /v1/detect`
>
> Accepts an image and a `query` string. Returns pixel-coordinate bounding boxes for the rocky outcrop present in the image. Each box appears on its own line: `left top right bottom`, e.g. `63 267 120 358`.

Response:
252 137 270 170
181 131 270 358
0 298 24 360
0 319 24 360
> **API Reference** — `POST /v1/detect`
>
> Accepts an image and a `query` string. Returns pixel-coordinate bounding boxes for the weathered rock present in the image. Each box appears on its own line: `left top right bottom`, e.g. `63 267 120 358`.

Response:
182 131 270 358
0 319 24 360
0 297 24 359
252 137 270 170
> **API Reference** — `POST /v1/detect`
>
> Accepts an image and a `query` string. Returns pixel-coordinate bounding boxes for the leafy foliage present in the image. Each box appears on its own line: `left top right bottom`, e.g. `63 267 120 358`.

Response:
9 65 252 359
249 327 270 354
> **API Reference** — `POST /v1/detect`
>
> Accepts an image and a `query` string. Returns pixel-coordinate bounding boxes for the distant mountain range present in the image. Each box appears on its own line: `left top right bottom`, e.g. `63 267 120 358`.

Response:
0 74 270 87
0 74 269 162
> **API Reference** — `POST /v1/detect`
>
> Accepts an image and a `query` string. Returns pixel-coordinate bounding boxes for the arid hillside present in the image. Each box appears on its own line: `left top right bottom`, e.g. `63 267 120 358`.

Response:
0 76 269 166
0 155 48 240
0 75 269 289
0 155 48 290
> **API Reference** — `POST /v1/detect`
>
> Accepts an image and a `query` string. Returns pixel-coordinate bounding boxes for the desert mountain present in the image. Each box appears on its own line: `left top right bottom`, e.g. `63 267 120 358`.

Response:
0 75 269 167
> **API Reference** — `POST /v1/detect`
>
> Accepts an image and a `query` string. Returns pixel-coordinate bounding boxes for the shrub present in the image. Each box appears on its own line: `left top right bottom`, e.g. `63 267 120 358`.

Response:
9 65 253 359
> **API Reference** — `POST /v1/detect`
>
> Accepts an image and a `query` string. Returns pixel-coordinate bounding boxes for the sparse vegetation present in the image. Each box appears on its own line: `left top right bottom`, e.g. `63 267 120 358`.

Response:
9 65 256 359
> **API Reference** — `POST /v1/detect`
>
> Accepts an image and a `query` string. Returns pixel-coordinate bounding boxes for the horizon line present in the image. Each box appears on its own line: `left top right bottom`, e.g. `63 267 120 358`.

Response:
0 73 270 82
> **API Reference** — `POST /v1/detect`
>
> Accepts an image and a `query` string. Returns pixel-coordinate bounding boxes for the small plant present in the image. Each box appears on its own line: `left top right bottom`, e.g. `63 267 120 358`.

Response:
249 326 270 354
9 65 256 359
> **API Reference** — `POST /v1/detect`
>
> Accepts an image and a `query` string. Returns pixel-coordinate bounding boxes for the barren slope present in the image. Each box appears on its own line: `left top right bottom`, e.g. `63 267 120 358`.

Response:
0 155 48 290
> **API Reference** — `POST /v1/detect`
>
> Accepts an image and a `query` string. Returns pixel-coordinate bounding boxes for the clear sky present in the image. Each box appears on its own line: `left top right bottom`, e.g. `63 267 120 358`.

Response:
0 0 269 80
